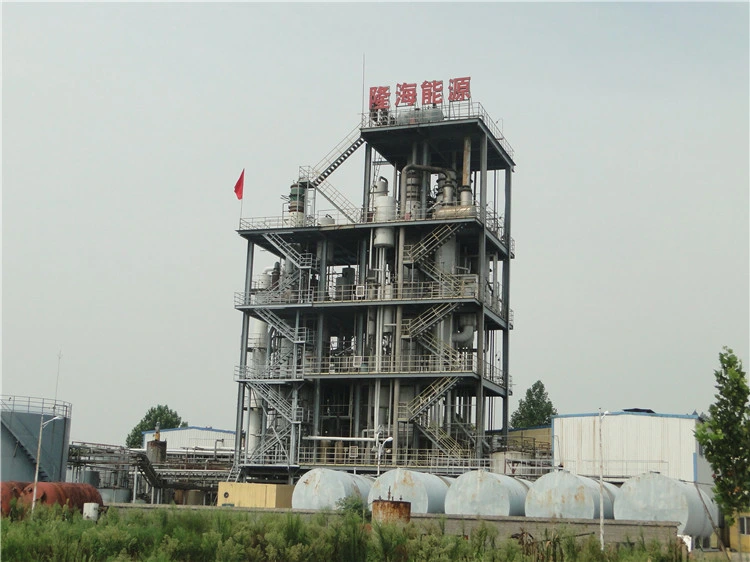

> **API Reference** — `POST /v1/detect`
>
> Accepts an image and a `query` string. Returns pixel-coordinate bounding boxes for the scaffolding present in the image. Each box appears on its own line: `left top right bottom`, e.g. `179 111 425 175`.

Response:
232 99 516 482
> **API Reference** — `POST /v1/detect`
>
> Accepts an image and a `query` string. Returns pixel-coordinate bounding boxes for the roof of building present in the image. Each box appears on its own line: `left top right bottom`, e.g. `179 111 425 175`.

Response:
140 426 235 436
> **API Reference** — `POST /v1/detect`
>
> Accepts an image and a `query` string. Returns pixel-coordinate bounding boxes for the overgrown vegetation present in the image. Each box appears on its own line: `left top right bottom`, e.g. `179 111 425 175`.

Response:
1 503 701 561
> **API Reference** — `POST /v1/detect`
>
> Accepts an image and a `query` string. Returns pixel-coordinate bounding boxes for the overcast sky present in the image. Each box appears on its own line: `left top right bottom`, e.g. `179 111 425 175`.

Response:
3 3 748 446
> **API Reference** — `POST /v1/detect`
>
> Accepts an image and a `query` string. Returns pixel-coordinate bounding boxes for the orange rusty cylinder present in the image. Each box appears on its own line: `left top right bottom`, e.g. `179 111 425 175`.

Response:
19 482 103 512
371 499 411 524
2 481 29 516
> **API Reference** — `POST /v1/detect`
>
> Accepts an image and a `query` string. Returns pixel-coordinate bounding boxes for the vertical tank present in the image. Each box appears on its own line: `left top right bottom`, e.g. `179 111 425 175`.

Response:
367 469 454 514
614 472 718 537
525 470 619 519
444 470 531 516
373 196 396 247
292 468 373 510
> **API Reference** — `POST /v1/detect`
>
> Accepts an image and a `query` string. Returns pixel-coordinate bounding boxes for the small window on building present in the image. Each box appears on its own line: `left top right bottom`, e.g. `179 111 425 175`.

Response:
740 517 750 535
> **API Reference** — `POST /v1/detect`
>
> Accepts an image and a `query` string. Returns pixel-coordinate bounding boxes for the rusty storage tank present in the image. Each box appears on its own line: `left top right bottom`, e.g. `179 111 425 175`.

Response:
292 468 373 510
367 469 454 514
372 499 411 523
525 470 619 519
2 481 29 516
444 470 531 516
614 472 718 537
19 482 103 511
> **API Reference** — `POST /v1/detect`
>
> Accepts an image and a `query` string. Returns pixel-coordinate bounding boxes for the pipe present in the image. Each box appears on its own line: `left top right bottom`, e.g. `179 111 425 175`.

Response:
399 164 456 217
452 324 476 344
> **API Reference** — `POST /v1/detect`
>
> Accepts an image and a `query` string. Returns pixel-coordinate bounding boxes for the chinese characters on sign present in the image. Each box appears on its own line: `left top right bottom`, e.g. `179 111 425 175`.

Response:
369 77 471 111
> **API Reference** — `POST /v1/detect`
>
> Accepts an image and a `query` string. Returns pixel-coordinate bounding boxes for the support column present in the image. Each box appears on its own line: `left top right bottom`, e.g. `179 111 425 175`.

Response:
476 134 488 458
502 166 512 437
235 240 254 463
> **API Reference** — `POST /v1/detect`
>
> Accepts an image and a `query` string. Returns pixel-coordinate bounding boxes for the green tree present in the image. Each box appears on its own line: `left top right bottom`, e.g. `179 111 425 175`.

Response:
125 404 188 448
510 380 557 428
694 347 750 535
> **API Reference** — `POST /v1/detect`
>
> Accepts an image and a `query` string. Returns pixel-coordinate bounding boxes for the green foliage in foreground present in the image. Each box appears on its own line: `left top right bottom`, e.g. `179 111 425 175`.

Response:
1 503 692 562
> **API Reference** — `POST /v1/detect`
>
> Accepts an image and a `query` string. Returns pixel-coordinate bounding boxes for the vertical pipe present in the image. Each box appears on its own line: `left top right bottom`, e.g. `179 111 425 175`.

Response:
421 143 430 218
462 137 471 188
354 383 361 438
362 143 372 220
392 378 400 464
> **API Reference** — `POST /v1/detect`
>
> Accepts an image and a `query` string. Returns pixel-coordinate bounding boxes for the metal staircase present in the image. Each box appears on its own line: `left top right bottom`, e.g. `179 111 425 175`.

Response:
226 464 243 482
416 260 464 296
404 224 462 264
311 127 365 186
403 302 460 338
255 308 308 344
310 177 361 224
247 422 292 464
262 233 317 269
246 382 298 424
405 376 460 421
416 331 463 366
296 125 365 225
2 421 51 481
413 416 468 459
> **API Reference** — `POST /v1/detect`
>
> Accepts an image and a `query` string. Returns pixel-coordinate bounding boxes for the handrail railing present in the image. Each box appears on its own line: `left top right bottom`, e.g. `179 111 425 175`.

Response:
360 100 514 160
1 395 72 418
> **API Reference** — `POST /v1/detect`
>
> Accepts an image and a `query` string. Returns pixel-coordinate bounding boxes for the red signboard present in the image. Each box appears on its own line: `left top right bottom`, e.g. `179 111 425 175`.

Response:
449 77 471 102
396 82 417 107
369 77 470 111
369 86 391 110
421 80 444 106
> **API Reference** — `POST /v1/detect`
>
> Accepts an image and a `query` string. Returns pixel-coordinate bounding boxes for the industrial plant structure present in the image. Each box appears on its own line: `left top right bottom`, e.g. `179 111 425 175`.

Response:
232 90 516 482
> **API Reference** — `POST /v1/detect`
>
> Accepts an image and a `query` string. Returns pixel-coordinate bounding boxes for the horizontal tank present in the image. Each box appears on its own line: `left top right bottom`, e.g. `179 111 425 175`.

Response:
445 470 531 517
292 468 373 510
614 472 718 537
368 469 453 514
2 481 29 516
19 482 103 512
525 470 619 519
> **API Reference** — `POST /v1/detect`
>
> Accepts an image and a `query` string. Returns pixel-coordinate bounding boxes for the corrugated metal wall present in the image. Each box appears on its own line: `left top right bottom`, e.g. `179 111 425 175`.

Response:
141 427 235 451
552 413 707 482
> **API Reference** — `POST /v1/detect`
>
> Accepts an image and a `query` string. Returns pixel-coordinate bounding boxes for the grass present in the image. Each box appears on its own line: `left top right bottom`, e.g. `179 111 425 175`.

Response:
1 502 691 562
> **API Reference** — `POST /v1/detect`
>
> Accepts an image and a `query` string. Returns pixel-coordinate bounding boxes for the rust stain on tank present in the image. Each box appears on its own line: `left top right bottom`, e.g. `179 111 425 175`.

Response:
372 499 411 524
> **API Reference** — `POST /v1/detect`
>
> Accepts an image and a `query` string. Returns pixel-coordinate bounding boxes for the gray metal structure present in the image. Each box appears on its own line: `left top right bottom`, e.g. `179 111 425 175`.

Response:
1 395 72 482
232 101 515 482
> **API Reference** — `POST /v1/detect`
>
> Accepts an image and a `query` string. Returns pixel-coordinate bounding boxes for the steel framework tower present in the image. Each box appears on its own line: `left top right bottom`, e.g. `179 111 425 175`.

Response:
231 101 515 482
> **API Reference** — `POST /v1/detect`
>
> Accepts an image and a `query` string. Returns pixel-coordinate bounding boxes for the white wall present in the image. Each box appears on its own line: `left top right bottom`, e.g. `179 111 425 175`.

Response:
552 412 709 483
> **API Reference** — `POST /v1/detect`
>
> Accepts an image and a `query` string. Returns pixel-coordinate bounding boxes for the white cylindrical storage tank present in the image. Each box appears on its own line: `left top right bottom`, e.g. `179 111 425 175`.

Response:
614 473 718 537
368 469 454 514
292 468 373 510
372 177 388 197
83 503 99 521
525 471 619 519
445 471 531 517
374 196 396 248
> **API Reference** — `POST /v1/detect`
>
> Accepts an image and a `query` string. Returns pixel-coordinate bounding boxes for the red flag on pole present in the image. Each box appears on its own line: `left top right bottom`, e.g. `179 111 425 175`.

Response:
234 169 245 200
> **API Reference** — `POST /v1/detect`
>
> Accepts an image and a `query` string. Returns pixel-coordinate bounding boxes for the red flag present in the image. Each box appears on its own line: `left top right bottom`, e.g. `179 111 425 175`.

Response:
234 169 245 200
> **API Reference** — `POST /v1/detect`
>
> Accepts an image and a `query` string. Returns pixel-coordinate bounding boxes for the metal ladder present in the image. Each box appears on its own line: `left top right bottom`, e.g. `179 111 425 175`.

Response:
226 464 242 482
311 133 365 186
403 302 459 338
262 232 317 269
405 376 460 421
